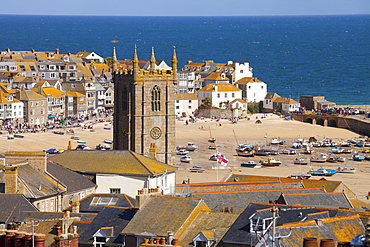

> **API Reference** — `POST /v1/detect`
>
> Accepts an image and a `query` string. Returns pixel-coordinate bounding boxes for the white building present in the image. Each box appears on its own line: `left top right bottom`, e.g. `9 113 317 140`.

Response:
197 83 242 109
76 51 105 63
281 98 300 113
49 150 177 198
175 93 198 117
0 91 24 121
235 77 267 103
232 62 253 84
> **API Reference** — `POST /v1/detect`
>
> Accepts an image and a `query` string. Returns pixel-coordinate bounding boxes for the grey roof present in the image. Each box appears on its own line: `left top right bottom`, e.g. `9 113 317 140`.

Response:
276 192 353 209
76 206 136 246
64 193 136 213
22 211 97 222
47 161 95 193
17 164 64 198
0 194 37 224
221 202 358 245
190 187 326 213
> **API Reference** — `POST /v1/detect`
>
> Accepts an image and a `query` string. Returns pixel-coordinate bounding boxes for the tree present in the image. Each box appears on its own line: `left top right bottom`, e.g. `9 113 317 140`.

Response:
202 97 212 107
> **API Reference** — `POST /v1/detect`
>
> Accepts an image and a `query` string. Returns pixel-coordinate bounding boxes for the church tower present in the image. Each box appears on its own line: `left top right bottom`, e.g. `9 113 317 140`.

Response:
113 46 177 165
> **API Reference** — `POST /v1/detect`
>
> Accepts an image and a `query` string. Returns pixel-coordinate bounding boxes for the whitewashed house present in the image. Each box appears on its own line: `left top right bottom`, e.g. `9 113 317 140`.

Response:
0 91 24 121
281 98 300 113
49 150 177 198
175 93 198 117
235 77 267 103
76 51 105 63
197 83 242 109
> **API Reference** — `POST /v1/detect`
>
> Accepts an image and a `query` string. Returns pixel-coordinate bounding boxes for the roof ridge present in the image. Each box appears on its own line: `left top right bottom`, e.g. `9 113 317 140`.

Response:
191 187 324 195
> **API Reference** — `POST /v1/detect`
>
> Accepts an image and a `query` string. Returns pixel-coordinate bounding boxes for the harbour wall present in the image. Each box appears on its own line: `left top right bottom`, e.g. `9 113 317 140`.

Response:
290 113 370 137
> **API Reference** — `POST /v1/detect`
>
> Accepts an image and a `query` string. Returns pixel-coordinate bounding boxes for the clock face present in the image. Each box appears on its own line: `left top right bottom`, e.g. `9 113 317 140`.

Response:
150 127 162 139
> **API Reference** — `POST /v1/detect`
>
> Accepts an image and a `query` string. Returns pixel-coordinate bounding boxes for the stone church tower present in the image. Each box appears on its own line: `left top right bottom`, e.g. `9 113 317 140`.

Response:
112 46 177 165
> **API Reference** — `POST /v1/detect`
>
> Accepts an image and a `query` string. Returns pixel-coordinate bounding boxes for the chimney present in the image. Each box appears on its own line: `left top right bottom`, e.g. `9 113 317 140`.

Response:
5 151 47 172
55 48 59 54
337 242 351 247
320 239 334 247
168 231 174 246
149 143 157 160
72 201 80 213
5 166 18 194
31 49 35 53
34 233 46 247
303 237 318 247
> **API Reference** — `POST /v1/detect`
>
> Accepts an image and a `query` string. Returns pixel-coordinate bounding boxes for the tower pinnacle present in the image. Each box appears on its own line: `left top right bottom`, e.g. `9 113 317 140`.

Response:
150 47 156 72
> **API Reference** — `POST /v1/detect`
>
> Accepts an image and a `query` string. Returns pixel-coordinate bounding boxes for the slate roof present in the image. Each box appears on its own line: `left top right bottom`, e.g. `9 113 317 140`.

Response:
177 182 304 194
221 202 359 246
178 211 239 247
277 215 365 246
190 187 326 213
49 150 177 176
276 192 353 209
17 164 65 199
121 196 210 237
0 194 37 224
76 206 136 246
22 211 97 222
177 180 281 188
18 220 58 246
18 89 46 100
47 161 95 193
64 193 136 213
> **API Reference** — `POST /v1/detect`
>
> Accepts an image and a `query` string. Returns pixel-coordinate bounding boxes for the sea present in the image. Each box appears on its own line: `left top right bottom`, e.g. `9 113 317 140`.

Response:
0 15 369 105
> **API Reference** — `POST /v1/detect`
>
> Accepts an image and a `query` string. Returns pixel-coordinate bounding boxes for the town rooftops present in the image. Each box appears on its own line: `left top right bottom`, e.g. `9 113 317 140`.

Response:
49 150 177 176
198 83 241 92
0 194 37 224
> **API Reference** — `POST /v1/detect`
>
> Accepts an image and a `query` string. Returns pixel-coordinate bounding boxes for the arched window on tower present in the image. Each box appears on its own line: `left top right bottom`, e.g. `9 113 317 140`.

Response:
151 85 161 112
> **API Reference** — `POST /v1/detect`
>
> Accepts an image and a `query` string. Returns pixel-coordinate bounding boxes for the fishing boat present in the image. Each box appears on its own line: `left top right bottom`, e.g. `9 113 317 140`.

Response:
336 167 356 174
189 166 205 172
180 156 192 163
303 146 314 154
352 153 365 161
208 145 217 150
281 149 297 155
241 160 262 168
13 134 24 138
270 138 285 145
236 146 255 157
260 157 282 166
308 168 337 176
209 155 218 161
310 153 328 163
52 131 65 135
185 142 198 151
326 156 338 163
104 140 114 144
294 157 309 165
288 172 311 179
71 136 80 140
77 140 87 144
337 157 346 162
177 149 189 155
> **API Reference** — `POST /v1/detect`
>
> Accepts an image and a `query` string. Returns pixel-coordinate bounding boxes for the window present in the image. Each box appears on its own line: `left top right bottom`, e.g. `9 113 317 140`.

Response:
20 65 26 71
248 86 251 89
69 65 75 70
41 108 44 114
10 66 17 71
240 70 243 73
151 85 161 112
176 106 179 109
224 93 227 98
71 84 76 88
217 93 220 98
176 100 179 103
110 188 121 194
232 93 235 97
188 106 192 109
90 197 119 206
49 65 56 70
188 100 192 103
261 86 264 89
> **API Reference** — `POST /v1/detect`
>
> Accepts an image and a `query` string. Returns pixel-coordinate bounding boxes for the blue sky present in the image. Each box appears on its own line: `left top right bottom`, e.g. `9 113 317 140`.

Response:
3 0 370 16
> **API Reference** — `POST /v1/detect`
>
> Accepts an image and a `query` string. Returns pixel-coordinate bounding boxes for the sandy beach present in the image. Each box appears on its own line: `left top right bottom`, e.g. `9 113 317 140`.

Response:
1 114 369 201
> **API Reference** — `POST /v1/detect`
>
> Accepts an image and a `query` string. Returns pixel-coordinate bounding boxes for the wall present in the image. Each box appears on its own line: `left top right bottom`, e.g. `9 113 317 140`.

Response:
196 108 249 119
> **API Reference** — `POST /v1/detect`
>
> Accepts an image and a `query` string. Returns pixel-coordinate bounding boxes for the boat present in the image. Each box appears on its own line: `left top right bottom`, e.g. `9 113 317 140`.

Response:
13 134 24 138
209 155 218 161
104 127 111 130
288 172 311 179
96 144 111 150
352 153 365 161
208 127 216 143
260 157 282 166
364 155 370 161
281 149 297 155
77 140 87 144
336 167 356 174
241 161 262 168
52 131 65 135
291 143 303 149
71 136 80 140
308 168 337 176
326 156 338 163
236 146 255 157
337 157 346 162
189 166 205 172
185 142 198 151
177 149 189 155
104 140 113 144
310 153 328 163
270 138 285 145
294 157 309 165
208 145 217 150
180 156 192 163
7 136 14 140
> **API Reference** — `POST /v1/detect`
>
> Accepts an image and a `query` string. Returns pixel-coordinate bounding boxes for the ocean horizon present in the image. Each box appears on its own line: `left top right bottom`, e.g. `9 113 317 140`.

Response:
0 14 369 105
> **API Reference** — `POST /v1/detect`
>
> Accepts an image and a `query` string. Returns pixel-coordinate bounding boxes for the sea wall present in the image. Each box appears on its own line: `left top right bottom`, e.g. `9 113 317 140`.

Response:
290 114 370 136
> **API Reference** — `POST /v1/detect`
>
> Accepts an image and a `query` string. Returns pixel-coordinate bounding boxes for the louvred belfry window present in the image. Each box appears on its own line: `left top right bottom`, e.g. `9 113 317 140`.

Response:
151 85 161 112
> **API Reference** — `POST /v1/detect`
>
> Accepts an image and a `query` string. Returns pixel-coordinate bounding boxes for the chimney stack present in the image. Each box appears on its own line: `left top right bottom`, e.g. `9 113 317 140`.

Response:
5 166 18 194
72 201 80 213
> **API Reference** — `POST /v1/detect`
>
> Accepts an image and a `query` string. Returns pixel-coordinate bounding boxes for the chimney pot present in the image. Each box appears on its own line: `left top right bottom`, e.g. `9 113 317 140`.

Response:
320 239 335 247
160 238 166 245
172 238 179 246
303 237 318 247
149 238 154 244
